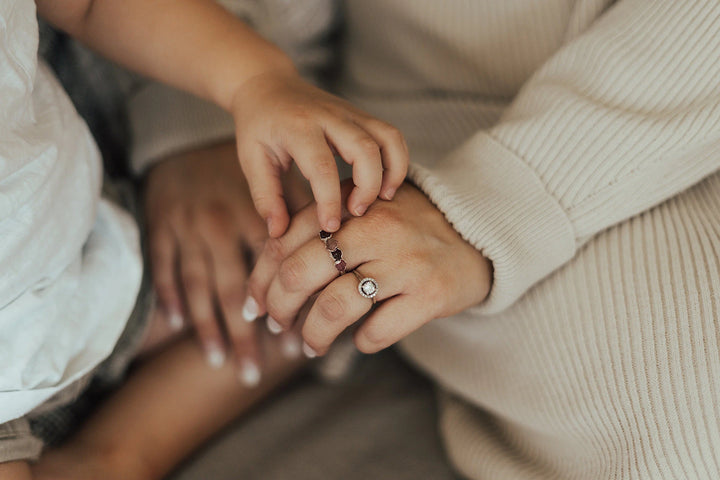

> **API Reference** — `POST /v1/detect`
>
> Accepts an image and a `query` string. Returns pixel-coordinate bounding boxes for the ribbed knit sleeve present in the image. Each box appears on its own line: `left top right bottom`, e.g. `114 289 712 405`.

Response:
409 0 720 314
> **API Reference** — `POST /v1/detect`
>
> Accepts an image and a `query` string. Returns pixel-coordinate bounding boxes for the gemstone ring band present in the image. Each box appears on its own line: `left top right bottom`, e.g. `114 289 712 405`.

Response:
319 230 347 275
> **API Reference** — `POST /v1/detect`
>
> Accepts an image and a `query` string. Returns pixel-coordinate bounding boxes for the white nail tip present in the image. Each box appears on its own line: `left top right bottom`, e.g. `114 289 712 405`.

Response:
242 296 259 322
302 342 317 358
281 336 301 359
266 316 283 335
168 312 183 331
240 360 261 387
206 346 226 369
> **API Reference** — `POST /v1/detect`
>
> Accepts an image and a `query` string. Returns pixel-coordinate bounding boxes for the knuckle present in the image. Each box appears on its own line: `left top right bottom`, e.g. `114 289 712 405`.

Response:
316 292 346 323
278 256 307 292
200 202 233 234
264 237 286 262
385 125 405 145
356 136 381 159
354 329 384 354
312 161 337 182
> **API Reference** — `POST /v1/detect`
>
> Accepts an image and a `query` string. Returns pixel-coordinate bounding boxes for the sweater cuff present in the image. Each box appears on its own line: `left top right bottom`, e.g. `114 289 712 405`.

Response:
128 83 236 175
408 133 575 314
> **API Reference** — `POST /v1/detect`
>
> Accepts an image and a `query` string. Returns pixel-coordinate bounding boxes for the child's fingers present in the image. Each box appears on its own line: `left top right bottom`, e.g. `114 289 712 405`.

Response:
240 143 290 238
356 118 409 200
148 226 184 331
324 119 383 216
286 128 342 233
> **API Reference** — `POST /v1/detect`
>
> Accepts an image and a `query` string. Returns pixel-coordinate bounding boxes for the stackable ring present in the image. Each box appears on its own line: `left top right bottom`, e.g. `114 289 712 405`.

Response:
352 269 379 303
319 230 347 275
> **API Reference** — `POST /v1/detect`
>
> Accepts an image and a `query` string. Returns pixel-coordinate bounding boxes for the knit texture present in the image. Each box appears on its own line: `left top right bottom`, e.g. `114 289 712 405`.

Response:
336 0 720 478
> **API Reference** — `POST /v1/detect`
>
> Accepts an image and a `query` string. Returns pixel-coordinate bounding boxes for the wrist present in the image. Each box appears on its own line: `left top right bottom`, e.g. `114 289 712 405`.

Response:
218 50 298 113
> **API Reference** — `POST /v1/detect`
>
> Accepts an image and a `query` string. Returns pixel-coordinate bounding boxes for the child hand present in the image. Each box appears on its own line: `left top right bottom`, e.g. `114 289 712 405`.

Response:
230 71 408 238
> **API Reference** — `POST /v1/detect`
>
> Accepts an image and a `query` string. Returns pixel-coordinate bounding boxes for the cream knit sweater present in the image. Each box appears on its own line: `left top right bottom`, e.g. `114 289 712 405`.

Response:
335 0 720 478
126 0 720 477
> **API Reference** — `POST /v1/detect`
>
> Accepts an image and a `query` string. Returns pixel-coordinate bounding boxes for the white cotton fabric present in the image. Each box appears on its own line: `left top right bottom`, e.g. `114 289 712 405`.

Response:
0 1 142 424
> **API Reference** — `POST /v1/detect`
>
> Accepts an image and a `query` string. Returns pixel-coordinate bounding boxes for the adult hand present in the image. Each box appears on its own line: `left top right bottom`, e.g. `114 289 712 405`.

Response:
246 182 493 356
144 141 310 384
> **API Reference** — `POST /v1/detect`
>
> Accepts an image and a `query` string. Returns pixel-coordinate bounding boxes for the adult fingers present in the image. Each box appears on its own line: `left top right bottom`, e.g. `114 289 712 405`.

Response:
178 236 226 369
245 182 354 322
353 294 433 354
286 127 342 234
301 261 400 356
199 214 261 387
245 202 321 320
355 117 409 200
324 119 382 216
238 141 290 238
148 226 184 331
264 218 382 331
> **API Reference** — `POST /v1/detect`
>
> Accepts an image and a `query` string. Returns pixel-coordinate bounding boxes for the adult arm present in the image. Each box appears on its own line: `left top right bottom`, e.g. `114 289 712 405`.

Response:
410 0 720 314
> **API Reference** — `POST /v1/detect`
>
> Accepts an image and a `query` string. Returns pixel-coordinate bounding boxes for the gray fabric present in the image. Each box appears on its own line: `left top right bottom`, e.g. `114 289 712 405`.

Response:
0 418 43 464
170 351 459 480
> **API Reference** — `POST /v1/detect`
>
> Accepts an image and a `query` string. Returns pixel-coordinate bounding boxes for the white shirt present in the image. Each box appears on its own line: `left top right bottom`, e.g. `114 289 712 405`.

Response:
0 1 142 424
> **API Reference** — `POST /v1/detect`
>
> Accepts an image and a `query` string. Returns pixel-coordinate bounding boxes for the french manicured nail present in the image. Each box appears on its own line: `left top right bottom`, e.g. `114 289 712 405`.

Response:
354 203 368 216
327 217 340 232
383 188 396 200
281 335 301 359
167 309 183 332
302 342 317 358
239 359 261 388
206 342 226 369
242 296 259 322
266 316 283 335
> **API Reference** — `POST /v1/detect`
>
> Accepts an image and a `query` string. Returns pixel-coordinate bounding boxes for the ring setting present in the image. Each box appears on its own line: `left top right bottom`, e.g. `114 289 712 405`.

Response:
358 277 379 299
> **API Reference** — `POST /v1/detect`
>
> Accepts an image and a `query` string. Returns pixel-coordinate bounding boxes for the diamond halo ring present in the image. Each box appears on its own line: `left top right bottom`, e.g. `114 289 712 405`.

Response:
353 270 379 303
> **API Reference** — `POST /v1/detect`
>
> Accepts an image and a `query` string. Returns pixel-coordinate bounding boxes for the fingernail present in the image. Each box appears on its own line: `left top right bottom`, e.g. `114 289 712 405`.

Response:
281 335 301 359
266 316 283 335
383 188 396 200
327 217 340 232
167 310 183 332
302 342 317 358
242 296 259 322
206 342 226 369
354 204 367 216
239 359 261 388
266 217 274 236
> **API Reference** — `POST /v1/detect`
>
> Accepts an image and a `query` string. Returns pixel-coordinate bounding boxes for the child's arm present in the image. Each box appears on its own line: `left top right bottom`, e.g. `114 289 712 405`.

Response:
35 0 291 112
0 461 33 479
36 0 409 237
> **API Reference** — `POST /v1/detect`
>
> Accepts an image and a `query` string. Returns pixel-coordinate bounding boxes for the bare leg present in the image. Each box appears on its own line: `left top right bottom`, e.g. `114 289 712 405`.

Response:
0 461 33 480
32 330 306 480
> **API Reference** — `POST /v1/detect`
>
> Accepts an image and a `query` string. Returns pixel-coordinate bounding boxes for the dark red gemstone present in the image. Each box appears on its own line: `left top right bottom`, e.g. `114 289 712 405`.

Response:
319 230 332 240
334 260 346 272
331 249 343 261
325 239 338 250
